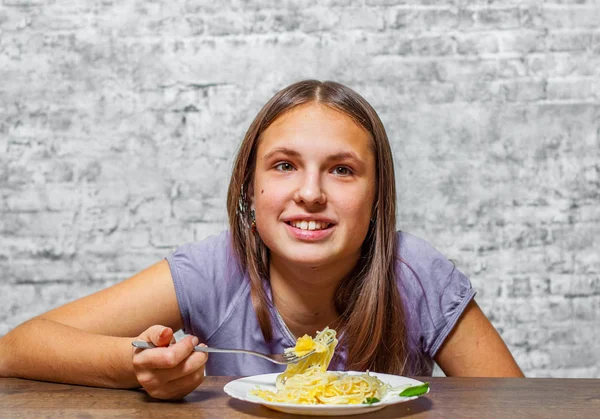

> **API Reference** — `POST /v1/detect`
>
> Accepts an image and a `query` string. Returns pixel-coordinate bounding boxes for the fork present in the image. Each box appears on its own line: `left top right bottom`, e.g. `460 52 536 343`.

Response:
131 340 326 365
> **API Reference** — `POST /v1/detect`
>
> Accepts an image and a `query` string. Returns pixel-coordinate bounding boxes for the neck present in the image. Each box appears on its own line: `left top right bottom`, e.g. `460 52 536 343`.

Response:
269 253 359 339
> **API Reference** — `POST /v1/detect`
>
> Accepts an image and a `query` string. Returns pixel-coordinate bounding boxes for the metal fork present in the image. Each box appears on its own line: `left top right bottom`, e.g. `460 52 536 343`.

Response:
131 340 328 365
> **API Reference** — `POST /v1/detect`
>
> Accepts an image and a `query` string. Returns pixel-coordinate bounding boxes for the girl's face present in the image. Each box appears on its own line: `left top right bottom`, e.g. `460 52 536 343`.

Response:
252 102 376 269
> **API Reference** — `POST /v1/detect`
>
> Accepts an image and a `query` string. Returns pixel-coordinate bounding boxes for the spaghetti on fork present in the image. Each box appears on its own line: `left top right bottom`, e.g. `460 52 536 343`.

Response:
250 328 389 405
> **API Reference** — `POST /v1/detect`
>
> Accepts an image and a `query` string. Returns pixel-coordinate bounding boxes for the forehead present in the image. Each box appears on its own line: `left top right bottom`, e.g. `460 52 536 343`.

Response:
257 103 373 156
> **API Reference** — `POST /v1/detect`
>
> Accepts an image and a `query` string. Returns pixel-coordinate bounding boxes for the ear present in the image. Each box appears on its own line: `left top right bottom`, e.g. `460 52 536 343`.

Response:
246 178 255 210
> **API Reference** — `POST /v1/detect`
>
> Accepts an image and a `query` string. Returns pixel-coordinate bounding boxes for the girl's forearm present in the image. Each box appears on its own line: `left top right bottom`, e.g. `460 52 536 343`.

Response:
0 318 140 389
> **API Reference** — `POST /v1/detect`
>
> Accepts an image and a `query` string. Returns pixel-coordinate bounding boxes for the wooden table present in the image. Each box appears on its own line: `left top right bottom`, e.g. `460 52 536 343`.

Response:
1 376 599 418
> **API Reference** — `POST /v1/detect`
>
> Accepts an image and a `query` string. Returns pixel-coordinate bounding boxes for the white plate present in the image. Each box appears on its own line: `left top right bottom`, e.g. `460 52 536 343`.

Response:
223 371 429 416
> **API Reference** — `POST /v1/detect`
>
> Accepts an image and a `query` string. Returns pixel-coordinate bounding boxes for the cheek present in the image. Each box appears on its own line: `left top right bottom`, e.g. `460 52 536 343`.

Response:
335 187 375 219
254 185 286 215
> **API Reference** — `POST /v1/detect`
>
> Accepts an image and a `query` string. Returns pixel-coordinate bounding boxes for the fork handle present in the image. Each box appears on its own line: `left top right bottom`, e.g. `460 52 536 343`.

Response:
132 341 258 356
192 346 247 354
131 341 157 350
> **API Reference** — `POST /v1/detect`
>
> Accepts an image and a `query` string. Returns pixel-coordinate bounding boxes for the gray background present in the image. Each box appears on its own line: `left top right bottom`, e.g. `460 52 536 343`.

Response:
1 0 599 378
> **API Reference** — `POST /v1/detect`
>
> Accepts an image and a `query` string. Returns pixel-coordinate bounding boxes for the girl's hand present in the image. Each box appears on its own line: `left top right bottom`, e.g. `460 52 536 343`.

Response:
132 325 208 400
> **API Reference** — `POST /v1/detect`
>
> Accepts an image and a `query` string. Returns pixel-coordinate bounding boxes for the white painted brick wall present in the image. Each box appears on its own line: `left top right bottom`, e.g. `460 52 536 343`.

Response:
1 0 599 378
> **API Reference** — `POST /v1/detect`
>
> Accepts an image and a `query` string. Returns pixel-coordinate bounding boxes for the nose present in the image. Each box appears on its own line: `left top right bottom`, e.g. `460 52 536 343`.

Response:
294 171 326 206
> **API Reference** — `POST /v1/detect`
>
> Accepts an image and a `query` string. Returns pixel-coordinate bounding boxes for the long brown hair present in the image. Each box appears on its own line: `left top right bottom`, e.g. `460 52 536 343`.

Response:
226 80 408 374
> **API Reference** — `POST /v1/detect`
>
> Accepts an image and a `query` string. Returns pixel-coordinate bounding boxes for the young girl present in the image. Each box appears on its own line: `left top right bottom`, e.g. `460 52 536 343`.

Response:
0 80 523 400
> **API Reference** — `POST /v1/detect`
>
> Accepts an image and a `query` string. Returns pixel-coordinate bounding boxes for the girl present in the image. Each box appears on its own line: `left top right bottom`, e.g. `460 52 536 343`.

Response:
0 80 523 400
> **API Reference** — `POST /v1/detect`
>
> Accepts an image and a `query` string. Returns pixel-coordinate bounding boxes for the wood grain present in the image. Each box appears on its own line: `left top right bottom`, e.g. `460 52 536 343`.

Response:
1 377 599 418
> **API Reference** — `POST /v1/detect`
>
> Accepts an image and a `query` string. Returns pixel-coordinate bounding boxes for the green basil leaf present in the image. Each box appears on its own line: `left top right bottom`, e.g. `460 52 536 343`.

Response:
363 397 380 405
399 382 430 397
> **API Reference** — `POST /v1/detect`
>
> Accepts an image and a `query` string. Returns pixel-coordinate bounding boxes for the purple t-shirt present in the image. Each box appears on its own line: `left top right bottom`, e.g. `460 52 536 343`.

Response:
166 230 475 376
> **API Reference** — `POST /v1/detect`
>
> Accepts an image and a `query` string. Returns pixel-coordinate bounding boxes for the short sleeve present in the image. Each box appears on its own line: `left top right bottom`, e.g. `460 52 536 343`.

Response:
396 232 476 358
165 231 246 341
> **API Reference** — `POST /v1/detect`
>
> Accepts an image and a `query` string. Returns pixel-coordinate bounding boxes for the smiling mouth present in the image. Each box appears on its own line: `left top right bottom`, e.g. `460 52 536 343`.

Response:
286 220 331 231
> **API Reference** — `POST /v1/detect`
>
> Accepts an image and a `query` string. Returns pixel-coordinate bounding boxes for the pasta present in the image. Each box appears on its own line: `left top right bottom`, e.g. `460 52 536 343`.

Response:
250 327 389 405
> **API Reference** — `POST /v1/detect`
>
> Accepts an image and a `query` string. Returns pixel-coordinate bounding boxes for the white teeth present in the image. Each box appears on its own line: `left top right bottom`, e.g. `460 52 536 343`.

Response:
289 220 330 230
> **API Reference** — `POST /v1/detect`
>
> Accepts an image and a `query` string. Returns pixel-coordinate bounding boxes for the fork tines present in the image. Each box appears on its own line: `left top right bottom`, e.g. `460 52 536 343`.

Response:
283 338 335 362
283 351 303 362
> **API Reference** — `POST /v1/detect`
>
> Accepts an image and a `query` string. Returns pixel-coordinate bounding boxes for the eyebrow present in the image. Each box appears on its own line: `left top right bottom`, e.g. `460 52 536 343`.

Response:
262 147 365 166
262 147 300 161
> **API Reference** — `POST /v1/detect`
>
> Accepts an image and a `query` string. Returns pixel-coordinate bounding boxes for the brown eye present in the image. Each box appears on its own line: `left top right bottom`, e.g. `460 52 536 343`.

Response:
333 166 352 176
275 162 294 172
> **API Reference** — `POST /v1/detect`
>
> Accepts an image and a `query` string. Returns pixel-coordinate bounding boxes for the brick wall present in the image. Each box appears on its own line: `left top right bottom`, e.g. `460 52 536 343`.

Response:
1 0 599 378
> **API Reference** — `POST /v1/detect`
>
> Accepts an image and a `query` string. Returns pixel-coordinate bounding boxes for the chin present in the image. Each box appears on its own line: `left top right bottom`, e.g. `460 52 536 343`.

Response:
278 250 336 267
287 254 330 266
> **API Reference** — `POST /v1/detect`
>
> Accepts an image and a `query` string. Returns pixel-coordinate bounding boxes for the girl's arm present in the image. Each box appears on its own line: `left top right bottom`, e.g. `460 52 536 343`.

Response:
0 260 206 395
434 300 524 377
